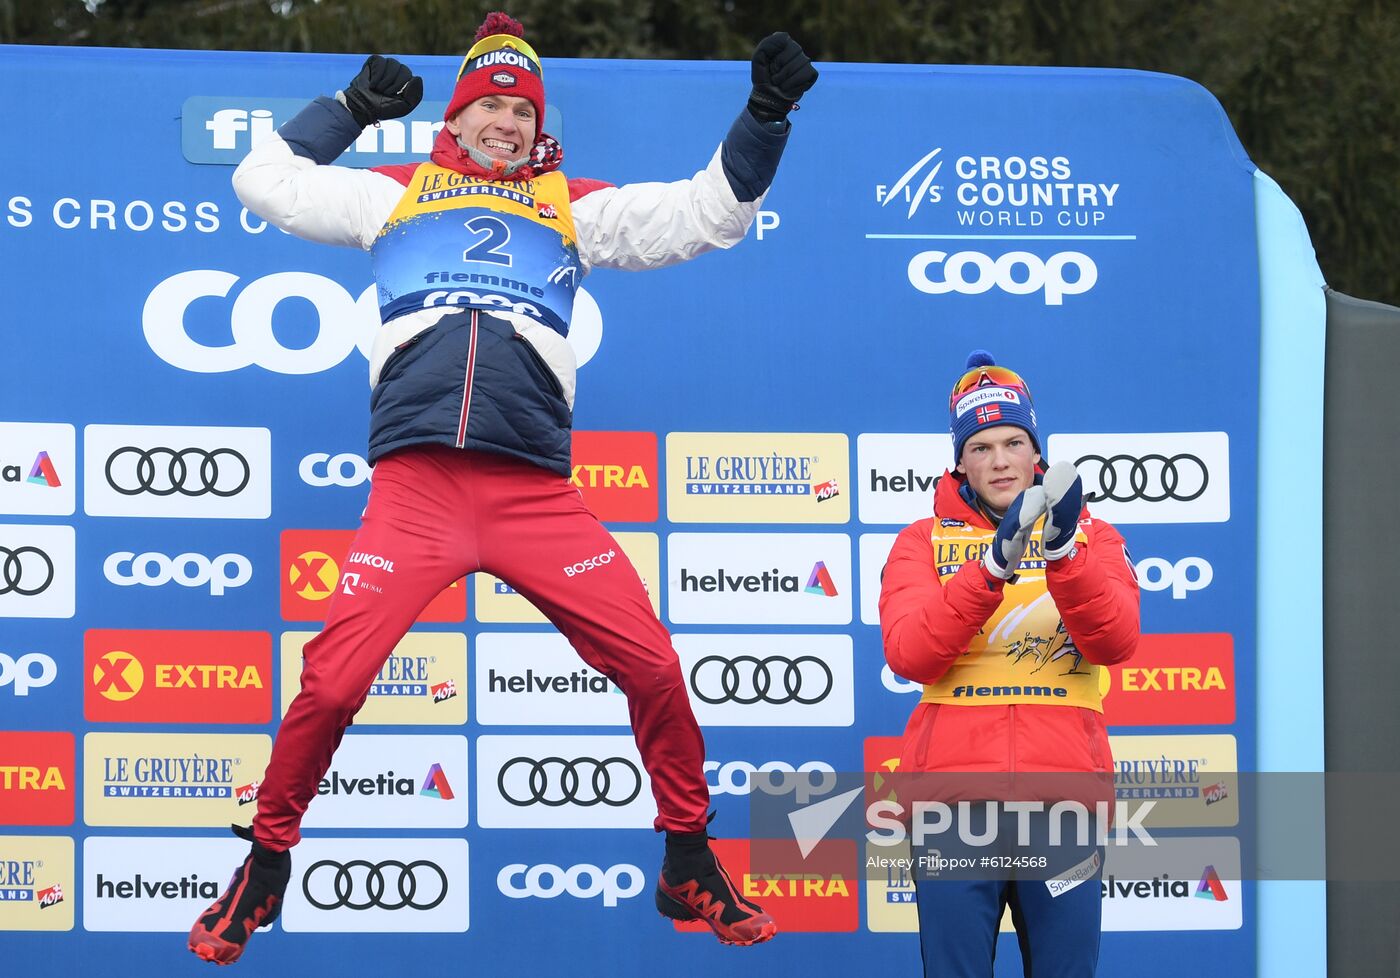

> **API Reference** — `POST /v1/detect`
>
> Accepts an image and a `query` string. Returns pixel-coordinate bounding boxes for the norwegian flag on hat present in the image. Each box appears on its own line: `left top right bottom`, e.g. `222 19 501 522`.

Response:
975 404 1003 424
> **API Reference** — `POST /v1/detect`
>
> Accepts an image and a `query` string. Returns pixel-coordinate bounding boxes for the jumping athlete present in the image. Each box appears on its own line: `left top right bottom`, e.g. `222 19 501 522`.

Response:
188 13 816 964
879 351 1140 976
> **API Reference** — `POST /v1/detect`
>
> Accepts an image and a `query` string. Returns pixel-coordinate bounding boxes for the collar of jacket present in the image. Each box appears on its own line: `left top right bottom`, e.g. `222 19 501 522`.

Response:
428 125 564 181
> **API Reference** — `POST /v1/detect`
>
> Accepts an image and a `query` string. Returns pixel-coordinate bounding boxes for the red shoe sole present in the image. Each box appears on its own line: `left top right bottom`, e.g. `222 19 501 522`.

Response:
188 924 244 966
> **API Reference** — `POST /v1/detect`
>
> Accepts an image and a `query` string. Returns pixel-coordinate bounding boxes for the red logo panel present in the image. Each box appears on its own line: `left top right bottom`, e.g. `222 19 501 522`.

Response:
672 838 857 934
0 731 74 825
280 529 466 622
84 630 272 724
570 431 658 522
1102 633 1235 726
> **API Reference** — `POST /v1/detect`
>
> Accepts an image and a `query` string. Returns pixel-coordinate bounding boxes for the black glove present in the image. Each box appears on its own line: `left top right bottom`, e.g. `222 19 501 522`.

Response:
747 32 818 125
342 54 423 128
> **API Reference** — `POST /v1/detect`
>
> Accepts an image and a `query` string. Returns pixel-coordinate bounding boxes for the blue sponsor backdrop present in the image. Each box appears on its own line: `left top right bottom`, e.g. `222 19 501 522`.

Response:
0 43 1301 975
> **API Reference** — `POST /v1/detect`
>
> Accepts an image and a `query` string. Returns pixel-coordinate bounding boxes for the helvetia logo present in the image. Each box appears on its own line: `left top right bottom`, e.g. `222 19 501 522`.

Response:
1196 865 1228 901
26 452 61 488
420 763 455 800
805 562 839 597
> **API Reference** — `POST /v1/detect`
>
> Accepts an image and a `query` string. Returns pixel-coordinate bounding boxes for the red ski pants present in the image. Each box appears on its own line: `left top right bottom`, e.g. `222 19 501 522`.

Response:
254 445 709 849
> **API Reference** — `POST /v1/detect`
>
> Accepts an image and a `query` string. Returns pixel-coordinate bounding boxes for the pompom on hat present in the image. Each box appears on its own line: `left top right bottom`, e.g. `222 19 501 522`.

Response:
948 350 1041 462
444 11 546 128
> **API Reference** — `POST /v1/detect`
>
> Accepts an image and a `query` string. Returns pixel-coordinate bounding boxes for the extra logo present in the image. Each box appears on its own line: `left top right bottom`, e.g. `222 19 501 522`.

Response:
498 863 644 907
0 652 57 696
477 736 653 829
673 635 854 727
278 837 469 933
143 269 603 374
569 431 658 521
281 530 465 622
1047 432 1230 524
1101 634 1234 726
84 630 272 724
0 731 74 827
103 551 252 596
300 734 469 830
670 838 857 934
665 433 850 525
667 533 853 625
0 422 75 516
83 424 270 519
0 524 74 619
83 733 272 827
1 835 74 932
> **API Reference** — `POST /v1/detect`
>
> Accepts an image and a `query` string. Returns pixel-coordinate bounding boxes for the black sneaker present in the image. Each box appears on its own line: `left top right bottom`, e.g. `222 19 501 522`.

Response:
655 831 777 946
188 825 290 965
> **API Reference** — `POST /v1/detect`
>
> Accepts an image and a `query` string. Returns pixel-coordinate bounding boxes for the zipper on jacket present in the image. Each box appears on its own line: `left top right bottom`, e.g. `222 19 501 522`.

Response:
455 310 480 448
1008 704 1016 775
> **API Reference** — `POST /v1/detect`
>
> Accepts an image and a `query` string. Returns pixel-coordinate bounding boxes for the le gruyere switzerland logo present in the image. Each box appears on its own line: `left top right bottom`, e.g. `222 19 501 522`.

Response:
665 433 850 525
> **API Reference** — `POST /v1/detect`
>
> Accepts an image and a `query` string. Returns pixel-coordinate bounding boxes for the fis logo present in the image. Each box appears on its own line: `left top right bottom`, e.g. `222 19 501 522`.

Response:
877 148 945 218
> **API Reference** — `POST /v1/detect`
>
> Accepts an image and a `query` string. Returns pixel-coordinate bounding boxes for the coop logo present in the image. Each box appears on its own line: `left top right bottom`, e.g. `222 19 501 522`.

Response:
907 250 1098 306
0 652 57 697
665 433 850 524
668 534 852 625
144 269 603 375
498 863 644 908
1135 555 1213 599
84 630 272 724
300 452 372 488
83 424 271 519
704 760 837 797
570 432 658 521
0 423 76 517
103 551 252 596
1 731 74 827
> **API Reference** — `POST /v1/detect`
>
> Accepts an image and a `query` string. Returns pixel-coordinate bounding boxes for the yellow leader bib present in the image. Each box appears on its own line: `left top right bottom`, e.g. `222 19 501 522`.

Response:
370 166 581 334
920 517 1102 711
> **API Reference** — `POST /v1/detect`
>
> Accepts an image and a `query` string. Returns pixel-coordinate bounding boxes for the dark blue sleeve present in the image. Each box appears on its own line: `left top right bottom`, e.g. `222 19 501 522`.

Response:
278 96 364 166
719 108 790 203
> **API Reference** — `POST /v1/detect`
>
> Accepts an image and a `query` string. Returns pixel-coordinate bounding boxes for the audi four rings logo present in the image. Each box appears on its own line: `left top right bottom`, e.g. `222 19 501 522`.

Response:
302 859 448 910
104 447 251 497
688 655 834 705
1074 453 1209 503
497 756 642 807
0 546 55 596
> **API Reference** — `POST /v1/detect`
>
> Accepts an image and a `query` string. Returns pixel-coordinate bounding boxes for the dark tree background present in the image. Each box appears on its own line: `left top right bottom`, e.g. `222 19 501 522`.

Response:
4 0 1396 304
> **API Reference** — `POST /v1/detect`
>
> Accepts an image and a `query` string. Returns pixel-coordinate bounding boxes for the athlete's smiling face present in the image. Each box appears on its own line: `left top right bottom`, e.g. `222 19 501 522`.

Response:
447 94 537 160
